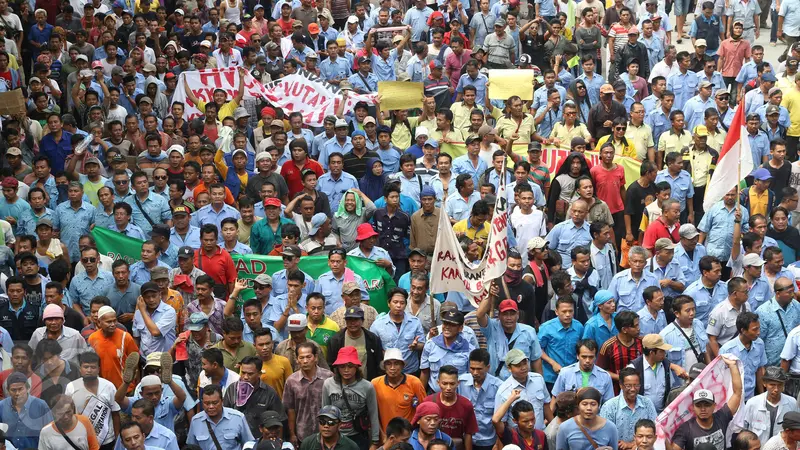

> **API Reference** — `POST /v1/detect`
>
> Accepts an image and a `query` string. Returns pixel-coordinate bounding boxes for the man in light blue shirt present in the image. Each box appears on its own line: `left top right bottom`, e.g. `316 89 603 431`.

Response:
583 291 619 348
599 368 657 442
681 80 717 131
683 256 730 324
779 0 800 42
132 282 177 354
69 247 115 314
545 199 592 269
452 136 489 186
319 121 354 170
54 181 97 262
125 172 172 235
458 348 502 449
538 297 585 387
646 239 687 299
420 309 476 391
660 295 710 385
756 276 800 366
170 207 201 249
608 246 660 312
674 224 707 286
314 249 369 315
718 312 767 400
456 65 489 106
745 113 772 165
317 153 359 212
568 246 600 317
187 386 254 450
348 57 379 93
551 339 615 403
444 174 481 223
494 349 552 430
319 41 352 83
637 287 668 336
477 298 543 380
576 57 606 104
192 186 241 238
403 0 433 41
655 154 695 214
699 193 749 262
370 288 426 373
666 52 699 111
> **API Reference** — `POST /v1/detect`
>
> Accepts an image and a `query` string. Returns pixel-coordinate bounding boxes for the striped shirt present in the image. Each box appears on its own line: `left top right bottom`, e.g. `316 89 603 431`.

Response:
597 336 643 394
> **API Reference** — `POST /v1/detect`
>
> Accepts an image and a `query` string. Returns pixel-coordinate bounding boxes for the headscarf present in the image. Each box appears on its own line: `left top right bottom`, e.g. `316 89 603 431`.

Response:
553 152 590 179
335 189 364 220
359 158 387 201
567 80 591 123
592 290 614 314
576 387 602 403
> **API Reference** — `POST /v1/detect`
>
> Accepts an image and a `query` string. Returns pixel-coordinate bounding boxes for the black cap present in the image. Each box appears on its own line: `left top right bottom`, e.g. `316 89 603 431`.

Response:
281 245 302 257
441 309 465 325
150 223 170 238
409 248 427 258
178 246 194 259
465 135 479 145
344 306 365 319
260 411 283 428
141 281 159 294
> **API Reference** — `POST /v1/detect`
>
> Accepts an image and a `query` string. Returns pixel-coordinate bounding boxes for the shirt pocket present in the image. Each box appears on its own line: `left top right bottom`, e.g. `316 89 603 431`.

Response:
667 348 683 365
687 78 698 91
616 285 633 301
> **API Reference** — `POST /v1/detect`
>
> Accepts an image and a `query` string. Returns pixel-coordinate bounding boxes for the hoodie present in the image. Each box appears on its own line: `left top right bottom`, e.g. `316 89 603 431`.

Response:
146 77 169 120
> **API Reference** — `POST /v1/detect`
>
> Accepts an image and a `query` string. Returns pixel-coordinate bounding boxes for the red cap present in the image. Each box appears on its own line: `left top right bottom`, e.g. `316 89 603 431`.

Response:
1 177 19 189
498 299 519 312
261 106 276 118
165 72 176 79
308 23 320 33
333 346 362 366
355 223 378 241
91 61 103 69
264 197 282 208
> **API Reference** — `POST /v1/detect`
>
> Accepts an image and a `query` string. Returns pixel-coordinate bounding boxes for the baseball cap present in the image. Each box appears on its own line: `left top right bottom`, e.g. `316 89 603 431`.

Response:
498 299 519 312
694 124 709 136
264 197 282 208
599 84 614 94
693 389 715 404
254 273 273 286
75 54 88 63
334 118 348 128
494 18 506 27
642 334 672 351
698 80 713 90
150 266 169 281
318 405 342 420
409 248 428 258
36 218 54 229
654 238 676 251
742 253 766 267
177 246 194 259
138 96 153 105
762 72 778 83
200 40 212 48
766 104 781 116
281 245 302 258
627 26 639 34
260 411 283 428
344 306 365 319
695 38 707 47
6 147 22 156
287 314 308 331
679 223 700 239
441 309 464 325
342 281 362 295
752 167 773 180
429 59 443 70
423 139 439 149
173 206 191 217
347 15 359 24
688 363 707 379
91 60 103 69
141 281 159 294
168 144 185 156
309 212 329 235
144 352 163 367
308 23 320 33
527 237 548 251
143 63 156 73
186 312 209 331
504 348 527 366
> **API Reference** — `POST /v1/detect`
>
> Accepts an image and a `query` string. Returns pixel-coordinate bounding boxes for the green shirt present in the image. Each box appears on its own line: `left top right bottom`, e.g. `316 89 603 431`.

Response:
212 340 257 371
299 433 360 450
307 315 339 361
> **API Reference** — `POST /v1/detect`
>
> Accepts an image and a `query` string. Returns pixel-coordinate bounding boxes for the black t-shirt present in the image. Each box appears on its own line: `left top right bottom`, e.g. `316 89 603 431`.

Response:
342 150 379 180
624 180 656 238
22 279 43 312
506 280 538 328
672 404 733 450
182 32 204 55
763 160 792 203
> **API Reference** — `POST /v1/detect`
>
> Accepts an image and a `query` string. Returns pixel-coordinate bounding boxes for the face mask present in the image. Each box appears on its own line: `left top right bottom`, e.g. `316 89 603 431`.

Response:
236 381 255 407
82 375 98 382
504 268 523 285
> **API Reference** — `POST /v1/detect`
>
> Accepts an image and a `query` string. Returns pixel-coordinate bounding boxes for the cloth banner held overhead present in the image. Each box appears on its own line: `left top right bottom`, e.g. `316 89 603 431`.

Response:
90 227 396 313
429 176 509 308
654 355 745 450
172 68 377 126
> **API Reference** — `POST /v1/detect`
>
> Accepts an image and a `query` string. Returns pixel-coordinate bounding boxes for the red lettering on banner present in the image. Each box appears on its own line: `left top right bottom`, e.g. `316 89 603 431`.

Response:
301 84 315 103
291 83 305 97
492 213 508 233
222 70 236 87
441 267 461 279
199 71 222 87
437 250 456 261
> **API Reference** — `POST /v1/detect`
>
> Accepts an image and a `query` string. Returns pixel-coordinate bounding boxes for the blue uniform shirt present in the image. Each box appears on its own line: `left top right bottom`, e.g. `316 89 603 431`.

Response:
698 201 750 261
317 172 359 211
755 298 800 366
599 394 657 441
683 278 729 325
370 312 426 373
637 307 668 336
458 373 502 446
54 201 96 262
481 319 543 380
495 372 551 430
538 317 584 383
314 271 370 315
552 362 615 403
608 269 660 312
667 70 700 111
674 242 707 286
452 155 489 187
583 313 617 348
655 169 695 212
718 337 768 400
420 334 475 391
661 319 709 385
187 407 255 450
645 256 687 299
545 219 592 269
170 226 202 249
132 301 177 354
69 269 115 315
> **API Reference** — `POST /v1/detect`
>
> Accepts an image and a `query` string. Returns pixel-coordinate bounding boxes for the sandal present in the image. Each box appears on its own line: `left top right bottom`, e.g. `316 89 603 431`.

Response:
160 352 173 385
123 352 139 385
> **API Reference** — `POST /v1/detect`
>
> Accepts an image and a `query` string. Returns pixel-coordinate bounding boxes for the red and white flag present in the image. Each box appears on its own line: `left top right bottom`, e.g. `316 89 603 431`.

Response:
703 104 754 211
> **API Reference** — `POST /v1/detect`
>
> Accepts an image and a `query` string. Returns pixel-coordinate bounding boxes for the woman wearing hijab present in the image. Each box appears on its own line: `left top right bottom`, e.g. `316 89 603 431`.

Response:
333 188 377 251
567 80 592 124
359 158 387 201
556 387 619 450
767 206 800 263
546 152 591 224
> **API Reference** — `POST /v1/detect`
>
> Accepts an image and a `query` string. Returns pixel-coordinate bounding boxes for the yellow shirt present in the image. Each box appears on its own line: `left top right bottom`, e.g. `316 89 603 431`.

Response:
496 115 536 143
452 218 490 257
450 102 501 132
382 116 418 151
747 187 770 217
778 74 797 93
684 147 713 187
430 128 466 157
260 354 294 399
551 122 592 149
595 135 637 159
625 122 655 161
706 129 727 152
657 129 693 155
782 88 800 136
198 99 239 123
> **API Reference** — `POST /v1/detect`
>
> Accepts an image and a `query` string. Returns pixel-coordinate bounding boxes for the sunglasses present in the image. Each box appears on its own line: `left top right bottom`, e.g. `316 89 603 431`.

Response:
115 179 129 185
154 175 167 180
282 255 296 261
615 126 627 131
82 257 97 263
319 418 339 426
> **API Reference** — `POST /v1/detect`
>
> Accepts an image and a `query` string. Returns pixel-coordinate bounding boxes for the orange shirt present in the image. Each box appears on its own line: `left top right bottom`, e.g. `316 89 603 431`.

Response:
163 288 186 334
372 374 428 432
88 328 140 388
192 181 236 205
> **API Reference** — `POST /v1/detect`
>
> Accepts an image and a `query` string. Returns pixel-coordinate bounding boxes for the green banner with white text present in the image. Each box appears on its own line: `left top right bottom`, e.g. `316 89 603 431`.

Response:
91 227 396 313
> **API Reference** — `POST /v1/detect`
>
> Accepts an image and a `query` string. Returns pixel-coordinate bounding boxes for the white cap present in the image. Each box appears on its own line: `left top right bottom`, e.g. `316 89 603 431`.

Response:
334 118 348 128
381 348 404 369
256 152 273 162
168 144 184 156
415 126 429 139
679 223 700 239
347 15 359 24
200 40 212 48
693 389 715 404
174 8 184 14
98 305 115 318
232 148 248 158
287 313 308 331
743 253 766 267
141 375 161 387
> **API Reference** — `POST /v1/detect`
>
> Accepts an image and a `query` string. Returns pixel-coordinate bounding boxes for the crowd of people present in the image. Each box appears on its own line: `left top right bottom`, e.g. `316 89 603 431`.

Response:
2 0 800 449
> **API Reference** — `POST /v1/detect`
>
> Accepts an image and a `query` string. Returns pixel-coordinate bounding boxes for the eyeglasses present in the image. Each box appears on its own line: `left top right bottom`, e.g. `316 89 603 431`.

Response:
776 286 793 292
623 384 641 389
564 111 576 116
154 176 167 180
577 86 586 90
319 418 339 427
282 256 295 261
81 257 97 263
115 179 129 185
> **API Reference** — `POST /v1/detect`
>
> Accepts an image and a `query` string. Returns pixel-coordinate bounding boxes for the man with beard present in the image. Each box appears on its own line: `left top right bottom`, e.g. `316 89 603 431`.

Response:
64 351 120 450
88 306 139 387
222 356 286 437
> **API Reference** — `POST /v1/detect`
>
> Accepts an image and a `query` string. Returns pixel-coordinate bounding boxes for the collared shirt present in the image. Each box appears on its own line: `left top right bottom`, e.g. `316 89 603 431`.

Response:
69 269 115 315
538 318 584 383
319 55 352 82
319 137 353 170
646 256 687 299
684 279 730 325
456 73 489 105
637 307 668 337
314 271 369 315
495 372 551 430
657 129 694 162
599 394 658 442
577 72 606 104
113 422 179 450
608 269 661 312
744 88 770 117
748 130 772 164
726 0 761 30
481 320 543 380
568 267 601 316
719 337 767 400
532 84 567 111
744 275 772 311
0 395 53 450
124 193 172 235
349 246 396 276
643 361 668 411
590 243 617 291
552 362 615 403
645 107 673 148
187 407 255 450
780 0 800 36
317 172 359 212
192 204 241 238
171 226 202 249
430 174 458 207
583 314 618 349
707 299 751 346
661 320 709 384
54 201 96 262
698 71 727 96
667 70 700 111
458 373 503 446
445 191 481 222
129 260 171 285
420 334 475 391
270 269 315 300
655 169 695 212
683 95 718 131
28 325 88 364
370 312 426 373
545 220 592 269
755 298 800 365
736 392 799 445
111 222 148 240
699 201 750 260
347 71 379 93
452 155 489 187
406 298 442 334
132 301 177 355
674 242 707 286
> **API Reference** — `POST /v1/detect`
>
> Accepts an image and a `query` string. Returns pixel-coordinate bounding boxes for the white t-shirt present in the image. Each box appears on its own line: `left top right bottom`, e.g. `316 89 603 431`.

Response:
510 207 547 265
64 377 122 445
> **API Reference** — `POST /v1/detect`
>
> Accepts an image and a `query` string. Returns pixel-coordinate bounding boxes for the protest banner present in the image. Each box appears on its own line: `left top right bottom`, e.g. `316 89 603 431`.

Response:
378 81 424 111
488 70 534 100
172 68 377 126
91 227 396 313
429 177 509 308
655 355 745 450
540 147 643 187
0 90 27 117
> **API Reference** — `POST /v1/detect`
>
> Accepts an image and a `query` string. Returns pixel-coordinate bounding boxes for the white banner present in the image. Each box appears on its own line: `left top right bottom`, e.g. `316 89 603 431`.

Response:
172 68 378 127
82 395 112 444
655 355 745 450
429 179 509 307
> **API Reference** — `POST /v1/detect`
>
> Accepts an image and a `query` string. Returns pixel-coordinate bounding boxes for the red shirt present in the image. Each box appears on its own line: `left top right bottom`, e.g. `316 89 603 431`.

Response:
641 216 681 254
281 158 324 198
276 18 294 36
597 335 643 394
424 393 479 440
194 247 237 295
590 163 626 214
0 369 42 397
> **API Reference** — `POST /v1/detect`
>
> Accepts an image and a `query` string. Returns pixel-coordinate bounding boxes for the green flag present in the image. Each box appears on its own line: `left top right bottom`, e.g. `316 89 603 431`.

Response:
91 227 396 313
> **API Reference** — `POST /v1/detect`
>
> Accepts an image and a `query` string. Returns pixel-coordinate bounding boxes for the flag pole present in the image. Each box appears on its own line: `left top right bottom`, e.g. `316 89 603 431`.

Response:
736 142 741 208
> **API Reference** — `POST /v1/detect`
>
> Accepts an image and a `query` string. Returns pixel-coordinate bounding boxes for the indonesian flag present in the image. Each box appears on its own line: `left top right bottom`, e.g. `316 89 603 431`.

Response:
703 104 754 211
